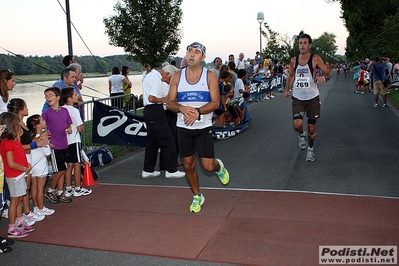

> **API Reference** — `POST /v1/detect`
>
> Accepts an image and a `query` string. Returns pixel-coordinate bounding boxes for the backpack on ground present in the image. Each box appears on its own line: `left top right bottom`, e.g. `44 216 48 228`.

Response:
87 147 113 167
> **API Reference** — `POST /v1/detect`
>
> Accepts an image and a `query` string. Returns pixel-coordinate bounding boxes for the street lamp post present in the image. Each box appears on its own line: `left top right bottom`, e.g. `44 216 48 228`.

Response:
257 12 264 56
65 0 73 56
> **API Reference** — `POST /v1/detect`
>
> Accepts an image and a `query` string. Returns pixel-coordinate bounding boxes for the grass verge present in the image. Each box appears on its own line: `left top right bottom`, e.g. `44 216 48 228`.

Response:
388 89 399 108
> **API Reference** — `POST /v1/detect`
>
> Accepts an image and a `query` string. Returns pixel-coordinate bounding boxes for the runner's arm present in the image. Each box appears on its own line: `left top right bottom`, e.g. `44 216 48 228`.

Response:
284 57 296 97
314 54 331 82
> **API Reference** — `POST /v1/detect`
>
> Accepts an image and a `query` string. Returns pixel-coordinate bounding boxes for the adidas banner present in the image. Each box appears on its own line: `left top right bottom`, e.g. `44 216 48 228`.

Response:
92 101 147 147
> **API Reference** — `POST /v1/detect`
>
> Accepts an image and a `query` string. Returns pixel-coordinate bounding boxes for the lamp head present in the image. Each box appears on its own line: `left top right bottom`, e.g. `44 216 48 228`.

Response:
257 12 264 23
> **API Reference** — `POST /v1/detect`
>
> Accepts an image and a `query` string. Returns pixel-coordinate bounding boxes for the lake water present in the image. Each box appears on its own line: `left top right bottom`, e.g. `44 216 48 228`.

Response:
10 74 144 118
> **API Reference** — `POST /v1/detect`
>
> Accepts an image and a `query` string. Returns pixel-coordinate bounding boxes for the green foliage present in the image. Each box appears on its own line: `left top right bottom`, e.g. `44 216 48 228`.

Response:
104 0 183 68
334 0 399 60
91 57 109 74
383 12 399 60
31 58 50 74
310 32 339 63
387 89 399 108
311 33 338 54
261 27 340 63
261 23 291 63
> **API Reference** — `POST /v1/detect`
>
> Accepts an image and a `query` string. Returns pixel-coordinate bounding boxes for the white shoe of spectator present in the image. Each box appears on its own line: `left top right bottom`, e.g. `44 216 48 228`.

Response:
142 170 161 179
165 170 185 179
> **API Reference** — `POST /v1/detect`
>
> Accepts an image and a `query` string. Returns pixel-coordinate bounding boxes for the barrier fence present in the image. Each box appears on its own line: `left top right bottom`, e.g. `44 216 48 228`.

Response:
81 75 285 149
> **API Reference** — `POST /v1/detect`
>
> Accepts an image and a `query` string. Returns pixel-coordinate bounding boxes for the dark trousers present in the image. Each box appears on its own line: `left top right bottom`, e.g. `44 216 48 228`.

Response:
143 104 177 173
159 110 178 170
110 92 125 110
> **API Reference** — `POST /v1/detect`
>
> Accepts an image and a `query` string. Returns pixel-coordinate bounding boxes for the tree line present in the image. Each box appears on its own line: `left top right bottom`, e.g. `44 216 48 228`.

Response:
104 0 183 69
101 0 399 67
330 0 399 61
0 53 145 75
241 0 399 64
261 27 344 64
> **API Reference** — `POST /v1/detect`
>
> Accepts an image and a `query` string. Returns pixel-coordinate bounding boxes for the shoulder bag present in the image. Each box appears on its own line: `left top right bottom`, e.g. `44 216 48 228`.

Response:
373 65 390 87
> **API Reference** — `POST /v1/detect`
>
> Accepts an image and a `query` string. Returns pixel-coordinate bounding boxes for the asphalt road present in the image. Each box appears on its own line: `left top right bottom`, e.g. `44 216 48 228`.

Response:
1 73 398 265
97 74 399 198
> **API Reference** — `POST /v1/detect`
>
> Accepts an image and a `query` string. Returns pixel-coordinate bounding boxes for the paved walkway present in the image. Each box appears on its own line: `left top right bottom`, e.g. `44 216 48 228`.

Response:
1 74 399 265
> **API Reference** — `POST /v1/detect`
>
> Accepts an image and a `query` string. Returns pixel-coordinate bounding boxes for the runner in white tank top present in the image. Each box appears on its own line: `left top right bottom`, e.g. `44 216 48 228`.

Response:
284 34 331 162
167 42 230 213
292 53 319 101
175 67 212 129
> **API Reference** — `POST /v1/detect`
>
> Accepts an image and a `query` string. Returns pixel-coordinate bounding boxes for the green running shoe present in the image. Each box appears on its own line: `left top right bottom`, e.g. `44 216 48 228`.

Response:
216 158 229 185
190 194 205 213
